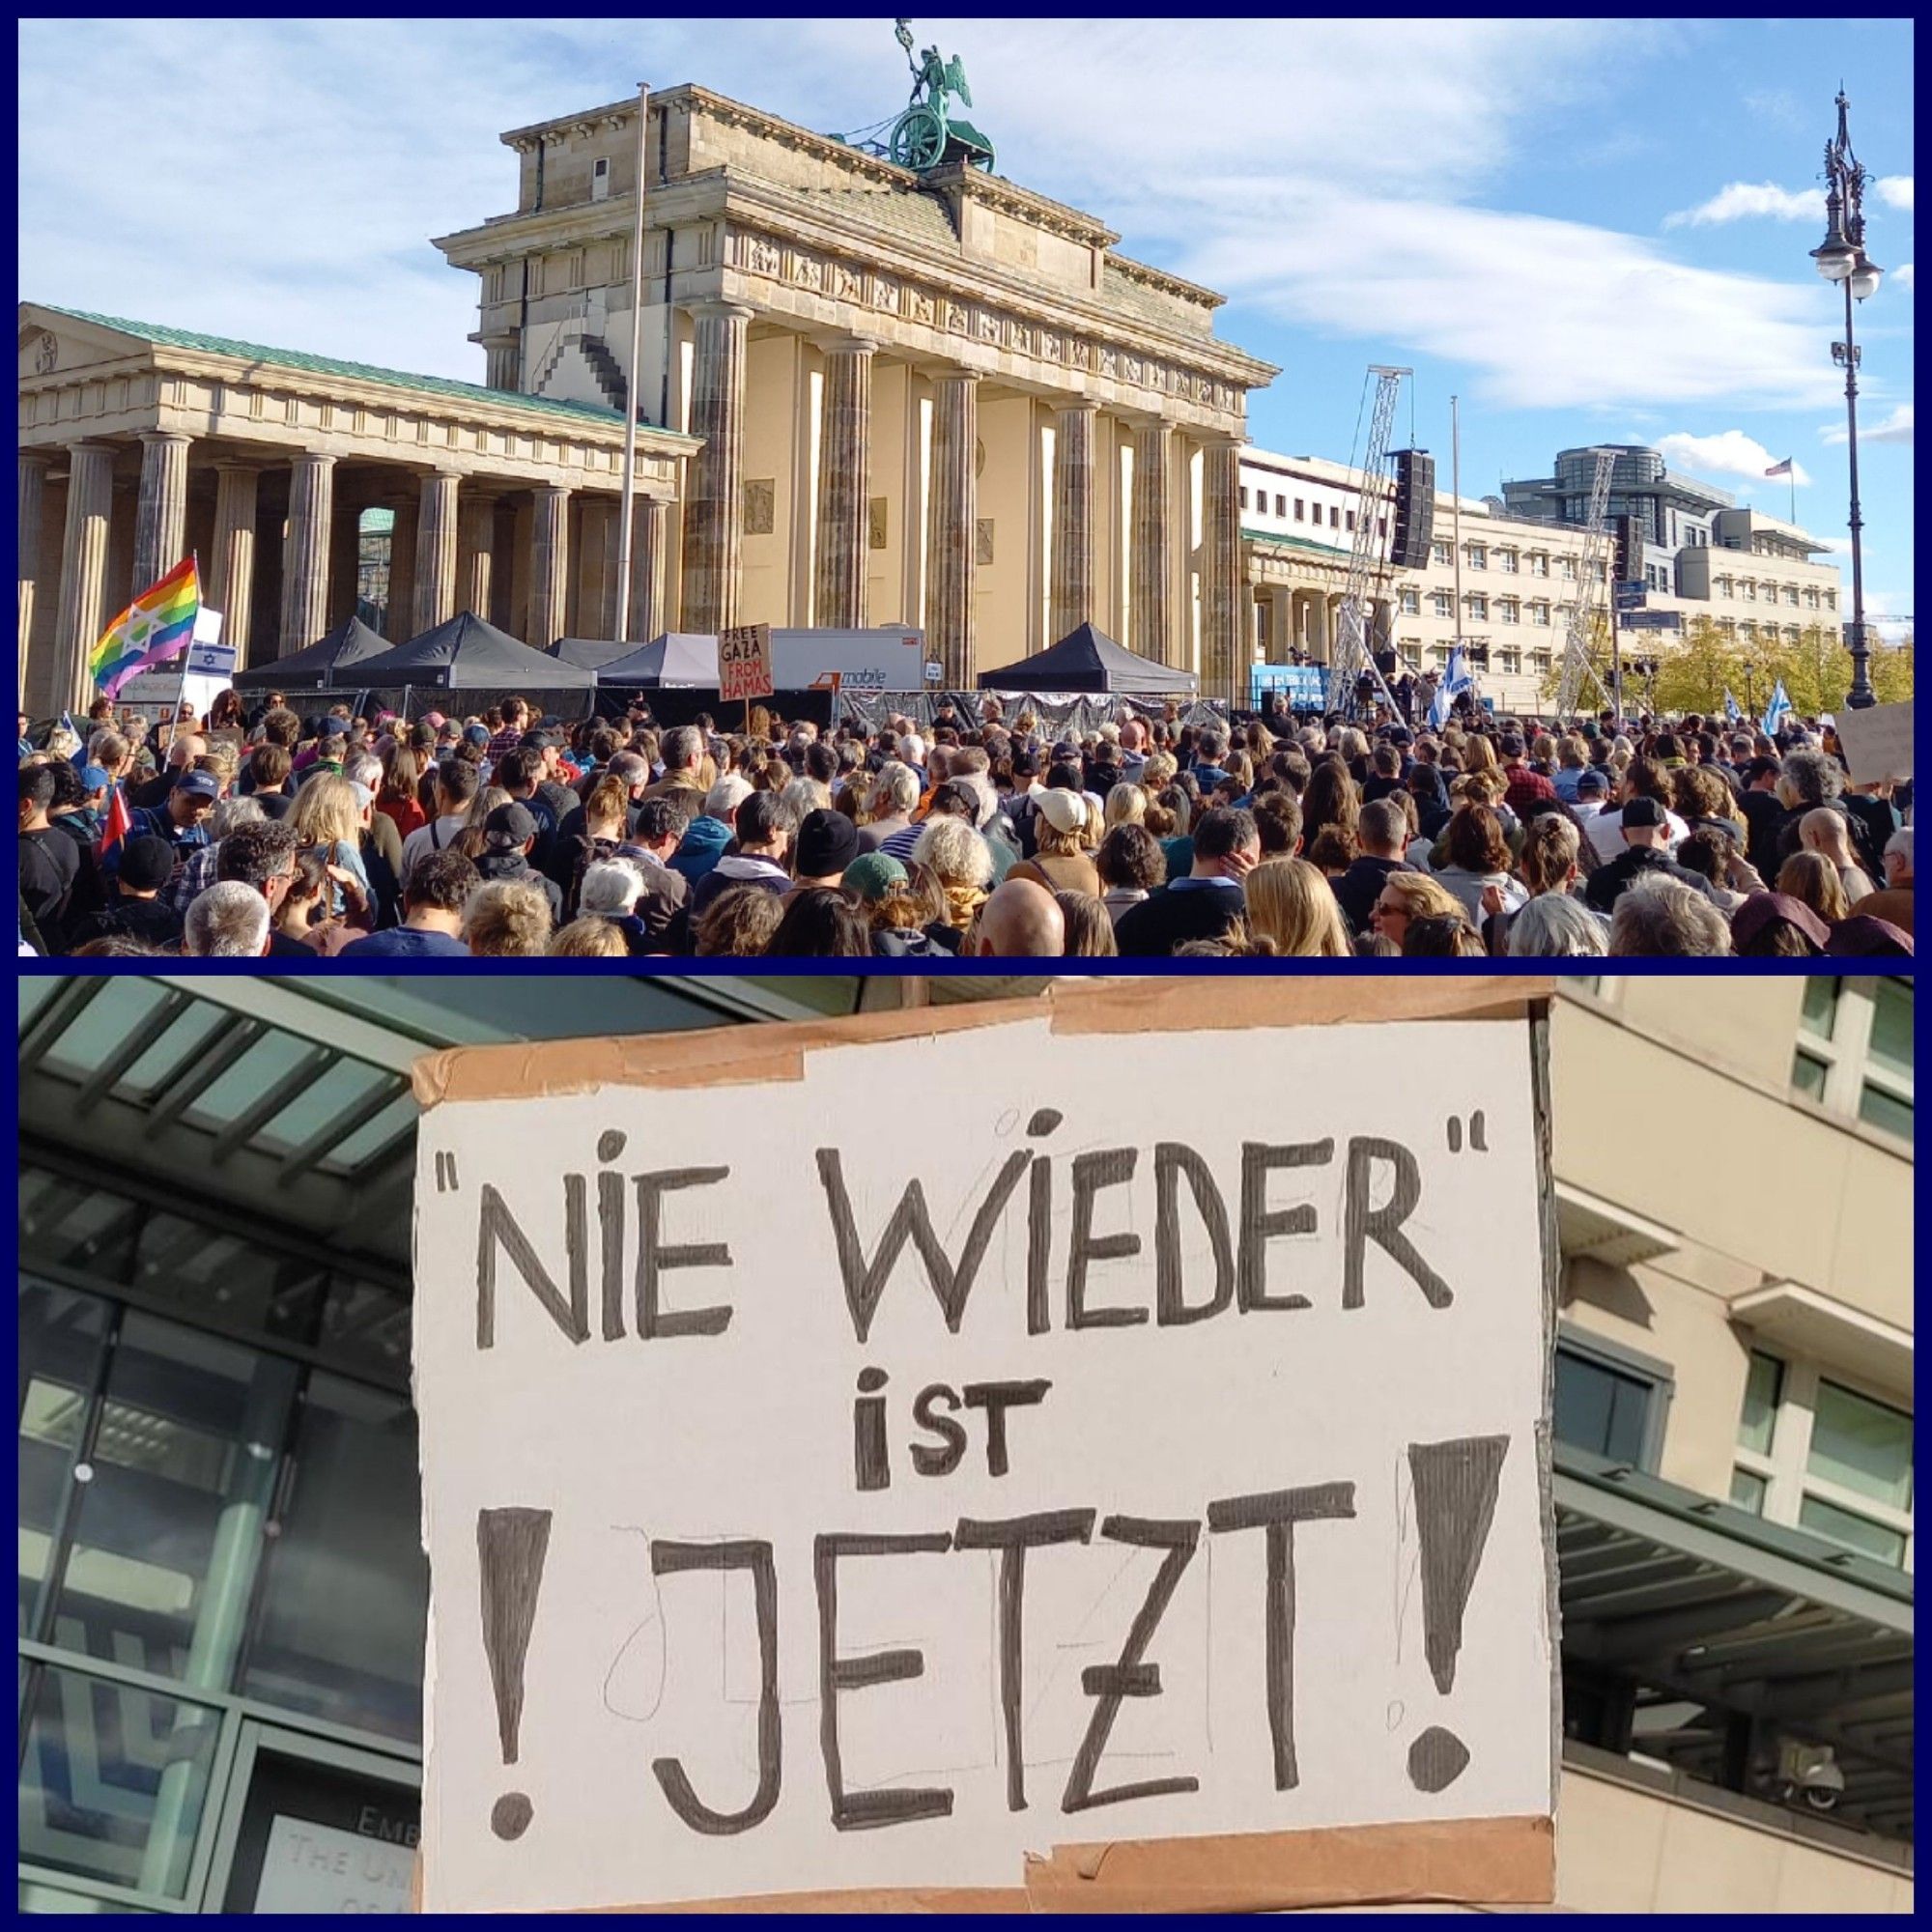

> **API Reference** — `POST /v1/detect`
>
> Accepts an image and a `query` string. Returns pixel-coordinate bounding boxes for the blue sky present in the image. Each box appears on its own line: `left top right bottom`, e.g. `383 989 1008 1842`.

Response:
17 17 1914 631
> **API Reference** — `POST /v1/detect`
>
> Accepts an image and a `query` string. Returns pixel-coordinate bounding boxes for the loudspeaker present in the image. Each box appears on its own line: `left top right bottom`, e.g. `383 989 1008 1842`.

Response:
1374 647 1399 677
1389 449 1435 571
1612 513 1645 586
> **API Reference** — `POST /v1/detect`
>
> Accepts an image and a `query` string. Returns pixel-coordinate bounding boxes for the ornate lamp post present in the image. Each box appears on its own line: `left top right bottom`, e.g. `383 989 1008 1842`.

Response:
1809 88 1884 709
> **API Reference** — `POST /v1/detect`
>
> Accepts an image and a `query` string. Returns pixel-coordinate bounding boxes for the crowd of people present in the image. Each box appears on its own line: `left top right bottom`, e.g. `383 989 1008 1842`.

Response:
18 687 1913 961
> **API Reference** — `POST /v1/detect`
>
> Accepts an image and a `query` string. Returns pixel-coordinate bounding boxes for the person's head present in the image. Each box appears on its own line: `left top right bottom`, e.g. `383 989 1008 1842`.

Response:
1609 873 1732 956
660 724 704 777
1675 825 1740 891
1444 803 1510 874
184 880 271 955
404 849 479 930
1882 825 1914 888
163 729 208 771
912 815 994 895
115 835 175 899
1618 795 1671 851
631 795 688 862
215 818 300 912
1518 812 1580 895
482 801 538 863
792 808 861 885
549 915 630 956
1799 807 1857 867
1403 912 1485 957
1253 790 1304 858
1033 785 1091 856
1355 797 1407 862
580 858 647 918
1096 822 1165 895
1243 857 1350 956
1505 894 1607 956
1621 755 1672 809
1777 748 1842 810
699 771 751 828
1673 764 1735 827
166 766 222 828
205 793 266 846
1556 734 1587 772
694 881 786 956
734 787 793 859
1371 870 1466 948
1054 890 1118 957
1190 806 1261 881
249 743 294 796
461 879 552 955
868 761 921 823
17 761 60 829
582 772 632 838
763 886 871 958
494 746 541 798
974 877 1065 957
1742 754 1782 793
1776 851 1850 924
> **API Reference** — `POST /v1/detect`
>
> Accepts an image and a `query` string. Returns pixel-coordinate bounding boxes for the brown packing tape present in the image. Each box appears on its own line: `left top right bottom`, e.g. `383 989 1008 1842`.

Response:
416 1814 1552 1914
411 975 1554 1110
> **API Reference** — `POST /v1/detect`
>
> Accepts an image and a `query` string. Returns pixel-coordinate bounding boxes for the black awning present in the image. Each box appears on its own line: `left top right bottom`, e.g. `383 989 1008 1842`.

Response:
978 621 1198 694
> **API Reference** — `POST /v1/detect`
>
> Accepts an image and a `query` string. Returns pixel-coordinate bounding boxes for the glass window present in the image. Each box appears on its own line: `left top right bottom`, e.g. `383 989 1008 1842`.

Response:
47 1313 298 1685
18 1659 220 1898
1797 1494 1907 1566
1400 589 1419 614
1238 487 1249 510
1431 592 1452 618
1553 1347 1656 1465
1466 544 1487 570
1857 1084 1912 1142
1808 1380 1912 1509
1329 506 1340 528
1867 979 1912 1080
19 1169 143 1285
1467 594 1488 620
1729 1467 1768 1513
239 1373 430 1744
1738 1351 1782 1455
1294 498 1305 522
1275 494 1286 518
19 1280 112 1638
1347 511 1356 532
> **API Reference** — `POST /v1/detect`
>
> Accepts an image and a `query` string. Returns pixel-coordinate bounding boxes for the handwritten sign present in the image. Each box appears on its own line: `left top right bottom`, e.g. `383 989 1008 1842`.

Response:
410 985 1557 1913
719 622 774 703
1833 698 1914 783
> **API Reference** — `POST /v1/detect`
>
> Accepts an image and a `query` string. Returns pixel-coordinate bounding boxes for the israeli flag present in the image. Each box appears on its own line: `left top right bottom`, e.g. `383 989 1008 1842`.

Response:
1762 679 1792 739
1722 690 1742 726
1428 646 1473 730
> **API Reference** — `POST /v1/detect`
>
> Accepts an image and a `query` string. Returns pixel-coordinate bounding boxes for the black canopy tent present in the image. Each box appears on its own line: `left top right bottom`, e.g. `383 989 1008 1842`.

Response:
977 621 1197 695
327 611 598 719
548 637 644 671
230 615 391 691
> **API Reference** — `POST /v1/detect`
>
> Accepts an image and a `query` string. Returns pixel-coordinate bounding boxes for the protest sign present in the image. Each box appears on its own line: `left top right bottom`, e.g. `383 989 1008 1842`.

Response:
410 979 1559 1913
1832 698 1914 783
719 622 774 703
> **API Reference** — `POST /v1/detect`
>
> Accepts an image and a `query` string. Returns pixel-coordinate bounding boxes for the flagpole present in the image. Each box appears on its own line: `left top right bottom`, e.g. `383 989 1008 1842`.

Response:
172 551 200 742
611 81 650 646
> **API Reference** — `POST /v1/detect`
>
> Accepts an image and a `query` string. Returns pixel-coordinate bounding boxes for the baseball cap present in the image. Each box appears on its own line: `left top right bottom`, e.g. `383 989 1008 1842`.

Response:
465 724 490 748
173 768 221 800
843 851 908 902
794 808 861 878
483 802 537 848
1036 787 1089 836
118 835 175 893
1577 769 1608 797
78 763 111 791
422 711 447 729
319 717 349 741
1621 797 1664 829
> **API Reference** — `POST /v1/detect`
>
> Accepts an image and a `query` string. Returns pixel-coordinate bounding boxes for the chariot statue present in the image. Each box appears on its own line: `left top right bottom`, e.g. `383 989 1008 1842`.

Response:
887 17 995 173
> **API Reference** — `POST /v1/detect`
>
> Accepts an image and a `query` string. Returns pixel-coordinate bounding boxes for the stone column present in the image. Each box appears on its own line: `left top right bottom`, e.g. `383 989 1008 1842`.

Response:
576 498 617 639
1314 595 1336 665
385 502 417 639
458 493 497 622
924 369 980 686
413 470 462 635
814 335 876 628
678 300 753 633
529 485 571 646
1049 401 1098 640
131 431 190 596
278 453 335 656
53 440 118 713
18 451 53 689
629 496 669 640
208 463 260 665
1130 418 1176 668
1270 585 1294 663
1199 437 1243 705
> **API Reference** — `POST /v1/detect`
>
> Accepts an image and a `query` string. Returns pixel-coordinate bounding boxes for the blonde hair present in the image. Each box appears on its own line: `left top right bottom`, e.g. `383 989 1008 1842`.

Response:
1776 851 1850 923
1104 783 1149 834
289 771 363 848
911 816 993 890
1243 858 1351 957
1378 871 1470 923
461 880 553 955
549 916 629 956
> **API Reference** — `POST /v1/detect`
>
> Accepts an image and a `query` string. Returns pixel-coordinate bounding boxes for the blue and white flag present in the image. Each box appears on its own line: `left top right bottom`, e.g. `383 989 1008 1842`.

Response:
1762 678 1792 739
1722 690 1742 726
1428 646 1473 730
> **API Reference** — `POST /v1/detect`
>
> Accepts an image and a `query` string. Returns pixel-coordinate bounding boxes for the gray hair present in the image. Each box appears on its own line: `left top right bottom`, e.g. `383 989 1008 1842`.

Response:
871 760 920 816
579 858 645 916
1357 798 1408 854
780 777 830 820
1885 825 1914 869
662 724 704 773
1779 748 1842 807
1507 894 1608 957
912 815 994 889
184 881 270 956
344 752 384 791
209 794 266 840
1607 875 1731 957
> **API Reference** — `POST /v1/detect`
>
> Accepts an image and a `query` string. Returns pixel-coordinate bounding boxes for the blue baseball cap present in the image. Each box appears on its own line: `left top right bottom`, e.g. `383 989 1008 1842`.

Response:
173 768 221 800
79 764 111 790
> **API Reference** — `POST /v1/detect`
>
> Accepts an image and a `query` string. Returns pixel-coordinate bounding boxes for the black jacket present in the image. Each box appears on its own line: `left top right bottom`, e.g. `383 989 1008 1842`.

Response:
1115 880 1248 957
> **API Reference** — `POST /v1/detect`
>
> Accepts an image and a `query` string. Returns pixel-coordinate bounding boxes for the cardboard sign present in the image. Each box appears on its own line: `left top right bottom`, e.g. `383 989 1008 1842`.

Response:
410 980 1558 1914
719 622 774 703
1832 698 1914 783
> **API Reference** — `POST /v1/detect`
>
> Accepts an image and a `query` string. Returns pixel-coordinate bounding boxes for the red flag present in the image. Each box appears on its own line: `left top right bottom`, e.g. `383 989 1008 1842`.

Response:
99 780 132 859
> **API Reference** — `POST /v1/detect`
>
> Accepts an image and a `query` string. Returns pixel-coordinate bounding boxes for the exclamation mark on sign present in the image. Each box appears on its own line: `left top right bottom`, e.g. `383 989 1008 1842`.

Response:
477 1506 553 1840
1404 1435 1509 1794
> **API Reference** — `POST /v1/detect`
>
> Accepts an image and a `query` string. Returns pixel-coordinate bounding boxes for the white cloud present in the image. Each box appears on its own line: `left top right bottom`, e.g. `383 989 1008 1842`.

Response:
1874 176 1914 212
14 17 1843 415
1895 262 1915 289
1662 182 1825 228
1820 404 1914 447
1653 431 1811 487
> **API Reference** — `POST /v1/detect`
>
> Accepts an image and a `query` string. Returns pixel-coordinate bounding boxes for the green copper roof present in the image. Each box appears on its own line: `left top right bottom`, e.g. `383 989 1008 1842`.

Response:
1242 526 1352 560
42 305 627 428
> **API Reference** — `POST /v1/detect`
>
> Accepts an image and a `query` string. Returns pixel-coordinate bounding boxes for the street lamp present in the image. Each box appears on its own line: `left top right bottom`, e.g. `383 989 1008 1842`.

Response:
1812 87 1883 709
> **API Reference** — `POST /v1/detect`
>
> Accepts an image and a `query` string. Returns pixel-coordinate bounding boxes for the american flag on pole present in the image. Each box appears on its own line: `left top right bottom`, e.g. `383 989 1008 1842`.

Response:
1764 458 1795 478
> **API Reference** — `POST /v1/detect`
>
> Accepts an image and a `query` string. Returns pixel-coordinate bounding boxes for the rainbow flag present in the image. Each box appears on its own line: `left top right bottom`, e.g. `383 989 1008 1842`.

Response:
90 558 200 699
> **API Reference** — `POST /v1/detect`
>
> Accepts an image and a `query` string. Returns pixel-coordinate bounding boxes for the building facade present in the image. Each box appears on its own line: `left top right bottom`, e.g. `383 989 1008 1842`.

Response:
14 975 1912 1913
15 306 697 718
1240 442 1847 717
431 85 1277 694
